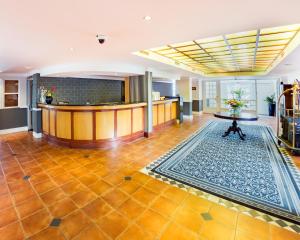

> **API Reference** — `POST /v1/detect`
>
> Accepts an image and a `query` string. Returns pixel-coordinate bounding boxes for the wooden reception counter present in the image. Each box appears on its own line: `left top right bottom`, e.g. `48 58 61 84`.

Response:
38 99 178 148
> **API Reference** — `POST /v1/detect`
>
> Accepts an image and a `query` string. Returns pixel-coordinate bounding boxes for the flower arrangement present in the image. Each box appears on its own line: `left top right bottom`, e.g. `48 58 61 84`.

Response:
224 88 246 115
224 99 245 109
46 86 56 97
44 86 56 104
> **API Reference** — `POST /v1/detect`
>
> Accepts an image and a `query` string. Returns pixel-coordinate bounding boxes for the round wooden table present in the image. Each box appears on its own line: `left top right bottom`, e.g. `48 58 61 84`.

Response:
214 112 258 140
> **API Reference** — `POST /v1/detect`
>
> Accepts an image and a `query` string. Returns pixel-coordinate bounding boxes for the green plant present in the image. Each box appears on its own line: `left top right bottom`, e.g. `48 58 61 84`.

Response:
46 86 56 97
231 88 245 101
264 94 276 104
224 99 245 109
223 88 246 110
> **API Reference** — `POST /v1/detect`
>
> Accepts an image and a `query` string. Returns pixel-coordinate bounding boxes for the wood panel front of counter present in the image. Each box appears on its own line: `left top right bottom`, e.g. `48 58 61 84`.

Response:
39 100 178 148
152 100 177 130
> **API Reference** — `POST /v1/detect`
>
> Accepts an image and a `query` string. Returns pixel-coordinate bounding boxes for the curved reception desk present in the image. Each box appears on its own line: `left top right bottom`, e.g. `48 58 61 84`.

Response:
39 99 178 148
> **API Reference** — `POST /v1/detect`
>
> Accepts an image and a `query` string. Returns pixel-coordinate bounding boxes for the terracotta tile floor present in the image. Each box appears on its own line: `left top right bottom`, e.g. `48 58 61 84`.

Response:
0 114 299 240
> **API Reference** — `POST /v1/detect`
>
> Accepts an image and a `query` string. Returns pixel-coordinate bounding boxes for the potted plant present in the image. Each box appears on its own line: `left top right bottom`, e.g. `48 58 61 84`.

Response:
265 94 276 116
45 86 56 104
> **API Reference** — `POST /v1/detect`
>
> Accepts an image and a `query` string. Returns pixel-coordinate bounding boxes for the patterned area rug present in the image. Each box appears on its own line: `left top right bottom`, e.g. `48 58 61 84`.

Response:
147 121 300 224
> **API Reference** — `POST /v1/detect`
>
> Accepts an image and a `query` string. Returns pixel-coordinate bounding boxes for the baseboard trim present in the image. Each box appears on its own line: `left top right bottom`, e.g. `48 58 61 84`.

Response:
183 115 193 120
33 132 42 138
0 126 28 135
144 132 154 138
193 111 203 115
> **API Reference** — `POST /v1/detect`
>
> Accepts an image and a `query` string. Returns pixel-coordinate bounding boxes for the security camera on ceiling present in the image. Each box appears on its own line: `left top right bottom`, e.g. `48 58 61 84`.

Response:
96 34 107 44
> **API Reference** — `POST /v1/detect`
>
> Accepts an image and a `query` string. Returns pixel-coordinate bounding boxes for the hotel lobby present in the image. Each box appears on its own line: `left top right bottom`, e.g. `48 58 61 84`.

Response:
1 1 300 239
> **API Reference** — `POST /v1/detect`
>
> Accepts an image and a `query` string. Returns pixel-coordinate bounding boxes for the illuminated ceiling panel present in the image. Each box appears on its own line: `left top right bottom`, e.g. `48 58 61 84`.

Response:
134 24 300 76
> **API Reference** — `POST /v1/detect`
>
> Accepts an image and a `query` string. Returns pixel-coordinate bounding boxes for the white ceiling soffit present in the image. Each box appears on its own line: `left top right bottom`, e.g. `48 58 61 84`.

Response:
1 0 300 78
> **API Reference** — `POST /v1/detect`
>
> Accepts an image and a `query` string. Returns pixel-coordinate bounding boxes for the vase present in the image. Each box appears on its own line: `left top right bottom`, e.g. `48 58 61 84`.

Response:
268 103 276 116
229 107 241 115
45 96 53 104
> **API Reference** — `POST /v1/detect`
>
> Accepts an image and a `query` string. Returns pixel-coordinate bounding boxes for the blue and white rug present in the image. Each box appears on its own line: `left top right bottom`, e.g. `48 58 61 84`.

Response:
146 121 300 224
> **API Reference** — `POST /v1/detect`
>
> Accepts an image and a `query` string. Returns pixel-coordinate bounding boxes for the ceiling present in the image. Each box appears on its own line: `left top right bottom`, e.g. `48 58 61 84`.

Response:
136 24 300 77
1 0 300 79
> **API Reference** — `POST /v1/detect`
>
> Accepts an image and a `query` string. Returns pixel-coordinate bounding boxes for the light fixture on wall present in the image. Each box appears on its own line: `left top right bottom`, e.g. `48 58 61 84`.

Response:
69 47 74 52
25 66 32 69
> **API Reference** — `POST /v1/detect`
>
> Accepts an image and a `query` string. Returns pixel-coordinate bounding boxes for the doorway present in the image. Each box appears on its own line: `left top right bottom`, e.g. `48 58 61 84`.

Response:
203 80 220 113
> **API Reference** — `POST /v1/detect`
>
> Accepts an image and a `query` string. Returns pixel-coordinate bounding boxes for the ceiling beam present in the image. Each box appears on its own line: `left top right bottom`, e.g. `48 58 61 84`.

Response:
167 45 211 71
223 35 240 72
252 29 261 70
193 41 227 71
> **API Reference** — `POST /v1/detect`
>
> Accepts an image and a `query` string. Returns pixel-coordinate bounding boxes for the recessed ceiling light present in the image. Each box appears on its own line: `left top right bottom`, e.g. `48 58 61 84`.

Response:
25 66 32 69
69 47 74 51
144 16 151 21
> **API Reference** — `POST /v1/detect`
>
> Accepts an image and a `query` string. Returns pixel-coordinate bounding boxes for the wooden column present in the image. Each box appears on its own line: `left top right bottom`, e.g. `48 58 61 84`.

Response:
124 77 130 103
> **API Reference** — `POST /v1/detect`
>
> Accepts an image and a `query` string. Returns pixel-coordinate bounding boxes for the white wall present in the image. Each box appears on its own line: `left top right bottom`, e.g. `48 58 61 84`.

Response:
0 74 27 109
192 80 202 101
256 80 277 115
280 71 300 84
176 77 192 102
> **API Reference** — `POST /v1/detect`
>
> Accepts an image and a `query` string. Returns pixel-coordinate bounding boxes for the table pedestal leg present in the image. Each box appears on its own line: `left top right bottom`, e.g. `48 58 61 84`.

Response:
222 120 246 140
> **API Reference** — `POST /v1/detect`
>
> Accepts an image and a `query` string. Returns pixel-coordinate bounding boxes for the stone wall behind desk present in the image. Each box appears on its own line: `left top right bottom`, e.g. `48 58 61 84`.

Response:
152 82 174 96
38 77 123 104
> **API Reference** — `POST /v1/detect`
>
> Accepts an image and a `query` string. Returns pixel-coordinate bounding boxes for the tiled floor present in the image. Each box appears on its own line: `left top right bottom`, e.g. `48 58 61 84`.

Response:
0 114 299 240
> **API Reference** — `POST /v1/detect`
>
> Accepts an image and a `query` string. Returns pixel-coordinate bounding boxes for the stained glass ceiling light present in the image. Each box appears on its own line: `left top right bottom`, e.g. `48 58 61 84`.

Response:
134 24 300 77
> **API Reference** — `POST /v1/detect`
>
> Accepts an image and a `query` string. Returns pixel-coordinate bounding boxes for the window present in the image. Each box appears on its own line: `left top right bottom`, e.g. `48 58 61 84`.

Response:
220 80 256 112
205 81 217 108
4 80 19 107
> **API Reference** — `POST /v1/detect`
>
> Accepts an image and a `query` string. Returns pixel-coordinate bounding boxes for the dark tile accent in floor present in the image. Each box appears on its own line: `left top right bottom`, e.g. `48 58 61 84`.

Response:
23 175 31 180
201 212 213 221
50 218 61 227
124 176 132 181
